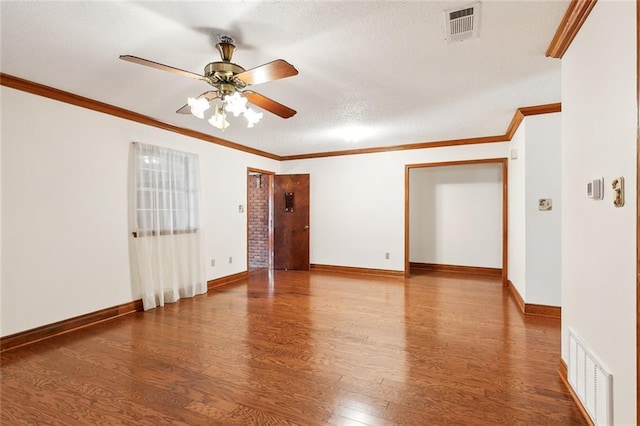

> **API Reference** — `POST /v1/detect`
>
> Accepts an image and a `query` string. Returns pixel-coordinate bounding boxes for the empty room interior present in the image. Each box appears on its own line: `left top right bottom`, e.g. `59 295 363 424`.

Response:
1 1 638 425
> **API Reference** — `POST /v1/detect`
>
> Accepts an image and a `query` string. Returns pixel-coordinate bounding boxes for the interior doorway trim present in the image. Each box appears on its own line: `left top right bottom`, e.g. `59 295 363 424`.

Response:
404 158 508 284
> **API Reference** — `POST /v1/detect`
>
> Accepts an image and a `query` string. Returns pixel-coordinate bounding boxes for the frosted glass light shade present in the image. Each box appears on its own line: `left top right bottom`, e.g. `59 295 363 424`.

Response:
208 104 229 130
244 107 263 128
225 92 248 117
187 97 210 119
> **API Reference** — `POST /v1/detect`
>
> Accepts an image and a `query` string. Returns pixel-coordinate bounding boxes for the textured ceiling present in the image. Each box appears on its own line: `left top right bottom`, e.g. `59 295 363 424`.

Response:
1 1 568 157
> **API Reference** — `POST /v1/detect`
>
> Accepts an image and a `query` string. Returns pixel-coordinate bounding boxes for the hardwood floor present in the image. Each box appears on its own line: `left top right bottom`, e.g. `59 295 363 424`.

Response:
1 270 586 425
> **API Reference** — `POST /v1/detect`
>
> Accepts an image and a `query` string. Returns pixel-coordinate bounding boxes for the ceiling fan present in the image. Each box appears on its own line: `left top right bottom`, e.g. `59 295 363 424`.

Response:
120 34 298 129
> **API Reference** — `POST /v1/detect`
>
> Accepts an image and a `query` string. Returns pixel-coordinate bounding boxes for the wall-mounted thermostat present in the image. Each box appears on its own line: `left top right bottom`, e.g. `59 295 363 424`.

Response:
587 178 603 200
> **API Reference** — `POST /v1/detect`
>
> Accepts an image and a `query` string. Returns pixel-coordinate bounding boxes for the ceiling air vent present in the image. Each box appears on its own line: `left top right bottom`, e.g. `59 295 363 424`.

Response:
444 3 481 43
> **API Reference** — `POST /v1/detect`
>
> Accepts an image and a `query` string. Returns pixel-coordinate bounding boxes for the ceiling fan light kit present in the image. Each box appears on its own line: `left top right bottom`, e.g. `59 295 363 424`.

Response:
120 34 297 131
188 90 263 130
187 96 210 119
208 103 230 131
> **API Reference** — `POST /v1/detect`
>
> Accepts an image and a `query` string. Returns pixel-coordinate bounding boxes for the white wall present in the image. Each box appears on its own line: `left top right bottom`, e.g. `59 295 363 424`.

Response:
561 1 637 423
508 113 562 307
508 123 527 297
282 143 510 271
1 86 280 336
525 113 561 306
409 163 503 268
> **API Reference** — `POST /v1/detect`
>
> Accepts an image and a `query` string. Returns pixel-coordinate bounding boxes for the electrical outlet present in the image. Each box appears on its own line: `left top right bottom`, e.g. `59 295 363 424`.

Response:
211 259 215 267
385 252 390 260
229 256 233 264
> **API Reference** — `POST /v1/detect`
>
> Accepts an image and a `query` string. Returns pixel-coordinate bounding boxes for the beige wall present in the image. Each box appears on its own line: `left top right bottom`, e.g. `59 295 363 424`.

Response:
561 1 637 423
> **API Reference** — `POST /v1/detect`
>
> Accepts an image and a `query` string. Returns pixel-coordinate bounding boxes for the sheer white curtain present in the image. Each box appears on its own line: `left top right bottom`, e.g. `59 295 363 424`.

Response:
131 142 206 310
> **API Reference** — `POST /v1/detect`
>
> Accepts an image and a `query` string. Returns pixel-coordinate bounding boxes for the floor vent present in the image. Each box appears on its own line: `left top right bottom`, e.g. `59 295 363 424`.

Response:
443 3 480 43
567 329 613 425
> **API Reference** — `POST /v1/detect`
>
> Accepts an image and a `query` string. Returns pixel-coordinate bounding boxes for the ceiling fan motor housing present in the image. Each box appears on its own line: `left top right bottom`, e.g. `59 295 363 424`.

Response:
204 41 247 94
204 61 246 92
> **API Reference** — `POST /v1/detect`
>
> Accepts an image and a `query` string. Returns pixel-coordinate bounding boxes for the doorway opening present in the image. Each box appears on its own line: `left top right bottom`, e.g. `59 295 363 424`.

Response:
247 170 311 272
247 168 274 271
405 158 508 284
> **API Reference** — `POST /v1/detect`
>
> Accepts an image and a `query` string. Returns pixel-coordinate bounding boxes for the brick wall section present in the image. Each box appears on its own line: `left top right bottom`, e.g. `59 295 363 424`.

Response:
248 174 269 269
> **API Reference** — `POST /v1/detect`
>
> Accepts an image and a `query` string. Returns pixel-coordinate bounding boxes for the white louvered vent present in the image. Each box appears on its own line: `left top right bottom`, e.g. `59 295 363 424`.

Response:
444 3 480 43
568 329 613 426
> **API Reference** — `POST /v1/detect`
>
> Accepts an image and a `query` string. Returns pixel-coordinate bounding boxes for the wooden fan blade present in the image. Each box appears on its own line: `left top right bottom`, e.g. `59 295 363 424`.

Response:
244 91 297 119
120 55 205 81
235 60 298 86
176 91 219 114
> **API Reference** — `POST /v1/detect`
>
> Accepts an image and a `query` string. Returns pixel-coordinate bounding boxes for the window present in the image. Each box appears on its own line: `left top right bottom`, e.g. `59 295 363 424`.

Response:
130 142 205 310
132 142 200 237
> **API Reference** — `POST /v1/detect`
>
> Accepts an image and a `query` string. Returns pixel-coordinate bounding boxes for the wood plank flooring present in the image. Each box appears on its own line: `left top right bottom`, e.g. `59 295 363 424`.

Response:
1 270 586 425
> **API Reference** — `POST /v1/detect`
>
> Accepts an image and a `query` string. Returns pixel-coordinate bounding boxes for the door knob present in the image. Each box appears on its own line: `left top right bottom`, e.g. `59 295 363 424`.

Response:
304 225 310 230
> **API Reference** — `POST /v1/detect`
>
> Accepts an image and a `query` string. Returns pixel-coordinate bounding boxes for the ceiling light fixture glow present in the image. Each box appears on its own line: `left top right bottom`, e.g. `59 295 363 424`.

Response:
244 108 264 128
187 96 210 119
225 92 248 117
208 103 229 130
188 91 263 131
341 125 374 143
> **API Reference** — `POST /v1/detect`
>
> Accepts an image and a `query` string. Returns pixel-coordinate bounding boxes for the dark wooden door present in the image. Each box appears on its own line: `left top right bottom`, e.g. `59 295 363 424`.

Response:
274 174 310 270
